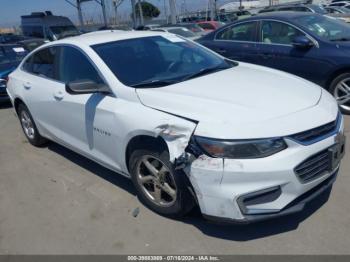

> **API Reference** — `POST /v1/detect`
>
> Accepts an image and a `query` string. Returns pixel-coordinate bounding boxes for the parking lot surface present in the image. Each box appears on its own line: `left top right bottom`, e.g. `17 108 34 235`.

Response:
0 102 349 255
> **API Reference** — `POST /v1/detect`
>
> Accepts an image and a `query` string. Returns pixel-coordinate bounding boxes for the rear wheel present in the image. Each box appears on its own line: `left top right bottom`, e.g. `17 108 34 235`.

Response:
329 73 350 114
129 147 195 217
18 104 47 146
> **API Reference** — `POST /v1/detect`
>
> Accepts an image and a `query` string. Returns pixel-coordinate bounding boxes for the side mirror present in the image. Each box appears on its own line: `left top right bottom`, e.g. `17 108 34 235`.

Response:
292 35 314 49
65 80 110 95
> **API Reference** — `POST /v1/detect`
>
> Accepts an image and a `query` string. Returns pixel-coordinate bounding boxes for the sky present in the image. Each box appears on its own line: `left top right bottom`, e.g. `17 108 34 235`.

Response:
0 0 235 27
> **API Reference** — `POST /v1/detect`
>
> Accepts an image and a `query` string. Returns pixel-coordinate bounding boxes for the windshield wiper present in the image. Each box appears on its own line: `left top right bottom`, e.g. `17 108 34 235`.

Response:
181 65 231 82
130 79 178 88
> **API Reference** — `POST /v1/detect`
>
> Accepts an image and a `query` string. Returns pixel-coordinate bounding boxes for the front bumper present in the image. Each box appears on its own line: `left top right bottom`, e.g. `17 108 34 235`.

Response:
185 119 345 223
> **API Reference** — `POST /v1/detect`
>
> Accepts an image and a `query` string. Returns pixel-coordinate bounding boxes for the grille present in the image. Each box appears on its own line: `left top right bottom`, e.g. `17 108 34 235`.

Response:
289 114 339 145
295 149 331 183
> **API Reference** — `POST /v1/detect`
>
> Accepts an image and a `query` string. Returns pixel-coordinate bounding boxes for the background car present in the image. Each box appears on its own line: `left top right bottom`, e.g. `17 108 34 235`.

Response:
196 21 225 32
197 12 350 114
0 44 28 102
162 23 207 37
259 4 328 14
324 6 350 22
328 1 350 8
151 27 200 40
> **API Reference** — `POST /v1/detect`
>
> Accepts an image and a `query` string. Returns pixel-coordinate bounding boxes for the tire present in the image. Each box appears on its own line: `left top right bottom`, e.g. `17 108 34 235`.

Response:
17 103 47 146
329 73 350 115
129 147 195 217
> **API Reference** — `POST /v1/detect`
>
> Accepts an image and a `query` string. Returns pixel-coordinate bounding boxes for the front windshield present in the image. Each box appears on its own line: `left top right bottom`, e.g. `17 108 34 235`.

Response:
92 36 234 87
50 25 80 39
167 28 196 37
295 15 350 41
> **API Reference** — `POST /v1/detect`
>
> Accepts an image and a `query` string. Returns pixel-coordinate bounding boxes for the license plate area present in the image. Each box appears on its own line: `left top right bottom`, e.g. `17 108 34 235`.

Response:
328 134 346 171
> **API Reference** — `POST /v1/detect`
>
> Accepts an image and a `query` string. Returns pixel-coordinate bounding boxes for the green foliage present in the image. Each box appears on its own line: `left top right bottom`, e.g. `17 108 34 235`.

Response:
135 1 160 19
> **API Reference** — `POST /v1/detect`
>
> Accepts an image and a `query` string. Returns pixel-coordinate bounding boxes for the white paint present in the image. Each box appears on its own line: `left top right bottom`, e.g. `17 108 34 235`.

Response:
6 31 344 221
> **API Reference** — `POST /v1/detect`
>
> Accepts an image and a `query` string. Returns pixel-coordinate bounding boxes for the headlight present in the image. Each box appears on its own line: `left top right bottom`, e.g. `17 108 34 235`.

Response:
195 136 287 159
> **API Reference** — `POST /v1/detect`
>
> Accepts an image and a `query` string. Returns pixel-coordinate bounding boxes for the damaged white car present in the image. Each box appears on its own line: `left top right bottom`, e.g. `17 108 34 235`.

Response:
7 31 346 223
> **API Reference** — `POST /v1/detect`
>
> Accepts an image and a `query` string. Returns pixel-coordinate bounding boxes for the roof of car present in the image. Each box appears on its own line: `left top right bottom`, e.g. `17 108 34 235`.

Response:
43 30 173 47
242 11 320 21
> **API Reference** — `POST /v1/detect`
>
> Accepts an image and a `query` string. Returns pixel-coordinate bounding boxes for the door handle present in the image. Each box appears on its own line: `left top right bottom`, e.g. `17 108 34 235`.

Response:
217 48 227 54
53 89 64 100
23 82 31 90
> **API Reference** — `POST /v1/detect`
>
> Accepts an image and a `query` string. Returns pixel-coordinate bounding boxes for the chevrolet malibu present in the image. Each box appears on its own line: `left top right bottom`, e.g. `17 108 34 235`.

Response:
6 31 346 223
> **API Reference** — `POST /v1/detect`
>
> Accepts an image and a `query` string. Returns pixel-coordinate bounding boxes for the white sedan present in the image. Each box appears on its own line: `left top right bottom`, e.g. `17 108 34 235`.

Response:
6 31 346 223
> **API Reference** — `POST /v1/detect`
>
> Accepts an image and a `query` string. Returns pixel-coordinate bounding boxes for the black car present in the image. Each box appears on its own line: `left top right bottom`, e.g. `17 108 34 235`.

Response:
197 12 350 114
0 44 28 103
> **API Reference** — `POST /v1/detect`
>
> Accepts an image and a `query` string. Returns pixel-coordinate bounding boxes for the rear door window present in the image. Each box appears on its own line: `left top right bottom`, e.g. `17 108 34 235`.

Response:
216 22 258 42
22 47 58 80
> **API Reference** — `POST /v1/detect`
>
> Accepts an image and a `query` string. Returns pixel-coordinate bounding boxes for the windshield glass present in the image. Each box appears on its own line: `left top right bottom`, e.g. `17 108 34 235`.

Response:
50 25 80 39
92 36 234 87
167 28 196 37
295 15 350 41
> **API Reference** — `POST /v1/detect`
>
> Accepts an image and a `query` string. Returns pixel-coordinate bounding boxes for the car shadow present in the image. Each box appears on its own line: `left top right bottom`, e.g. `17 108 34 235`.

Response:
46 141 332 241
47 142 137 196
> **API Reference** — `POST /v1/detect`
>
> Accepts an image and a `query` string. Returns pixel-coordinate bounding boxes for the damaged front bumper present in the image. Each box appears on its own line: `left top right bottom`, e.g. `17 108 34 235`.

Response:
182 131 344 224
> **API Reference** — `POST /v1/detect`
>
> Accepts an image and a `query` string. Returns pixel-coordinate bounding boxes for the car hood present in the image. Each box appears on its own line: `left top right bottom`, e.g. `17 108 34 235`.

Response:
136 63 337 139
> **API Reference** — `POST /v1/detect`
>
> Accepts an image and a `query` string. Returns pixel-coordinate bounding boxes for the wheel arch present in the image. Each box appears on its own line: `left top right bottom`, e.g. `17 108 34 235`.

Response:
13 97 26 114
325 67 350 90
125 135 170 173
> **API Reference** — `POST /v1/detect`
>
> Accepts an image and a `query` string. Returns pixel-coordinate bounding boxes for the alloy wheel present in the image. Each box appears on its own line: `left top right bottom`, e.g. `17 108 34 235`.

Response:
334 78 350 111
20 110 35 140
136 155 177 207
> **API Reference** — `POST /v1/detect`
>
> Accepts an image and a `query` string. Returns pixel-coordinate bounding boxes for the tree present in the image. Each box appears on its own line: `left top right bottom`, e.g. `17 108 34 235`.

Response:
112 0 125 24
135 1 160 20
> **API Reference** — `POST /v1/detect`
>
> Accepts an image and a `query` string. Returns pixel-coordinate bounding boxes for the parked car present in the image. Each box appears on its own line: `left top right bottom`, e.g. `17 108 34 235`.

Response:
229 10 252 20
162 23 207 36
196 21 225 32
0 34 27 44
259 4 328 14
18 38 46 52
325 6 350 22
0 44 28 102
198 12 350 114
151 27 200 40
7 31 345 223
0 34 45 51
328 2 350 9
21 11 80 41
98 25 132 31
135 24 161 31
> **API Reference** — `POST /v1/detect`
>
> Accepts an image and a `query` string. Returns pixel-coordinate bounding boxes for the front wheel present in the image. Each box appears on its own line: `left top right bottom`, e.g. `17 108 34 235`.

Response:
329 73 350 115
129 148 195 217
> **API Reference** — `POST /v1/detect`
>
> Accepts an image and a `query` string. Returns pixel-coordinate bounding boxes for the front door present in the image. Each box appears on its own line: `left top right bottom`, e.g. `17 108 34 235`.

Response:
256 20 327 85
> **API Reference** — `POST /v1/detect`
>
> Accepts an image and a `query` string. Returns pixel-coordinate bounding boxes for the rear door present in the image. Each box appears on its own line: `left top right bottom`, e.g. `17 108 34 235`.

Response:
204 21 260 63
